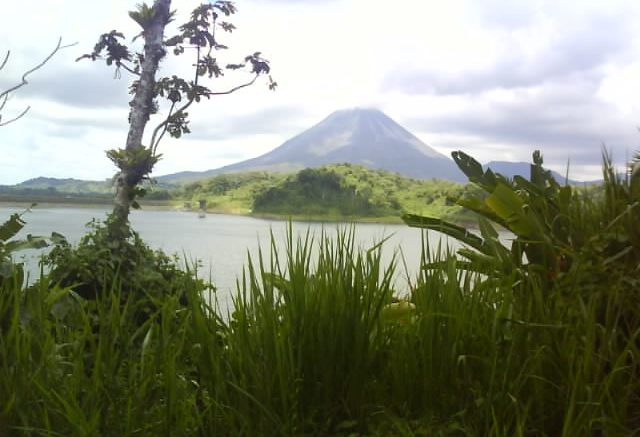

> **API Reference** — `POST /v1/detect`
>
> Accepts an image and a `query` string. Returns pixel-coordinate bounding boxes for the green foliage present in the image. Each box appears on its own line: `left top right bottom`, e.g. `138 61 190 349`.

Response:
178 164 472 221
3 177 114 194
253 167 382 217
106 147 160 181
405 150 615 283
178 171 287 214
3 219 638 435
0 209 60 286
0 270 211 436
402 150 640 433
0 178 175 206
44 216 210 304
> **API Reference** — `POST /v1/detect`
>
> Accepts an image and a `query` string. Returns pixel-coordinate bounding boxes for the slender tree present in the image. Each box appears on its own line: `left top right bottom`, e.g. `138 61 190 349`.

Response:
0 37 72 127
78 0 275 234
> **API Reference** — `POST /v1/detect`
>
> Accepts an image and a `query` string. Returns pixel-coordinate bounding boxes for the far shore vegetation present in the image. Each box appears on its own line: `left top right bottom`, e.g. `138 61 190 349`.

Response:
2 163 485 224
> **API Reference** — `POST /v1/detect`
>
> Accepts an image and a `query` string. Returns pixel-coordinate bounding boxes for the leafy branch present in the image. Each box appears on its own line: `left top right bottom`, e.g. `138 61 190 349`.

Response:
77 0 276 226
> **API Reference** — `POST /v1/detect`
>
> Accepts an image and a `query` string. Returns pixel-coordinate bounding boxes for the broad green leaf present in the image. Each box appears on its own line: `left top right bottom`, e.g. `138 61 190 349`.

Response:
402 214 485 253
452 151 497 190
477 218 513 261
485 183 538 238
513 175 546 197
0 213 25 243
477 216 499 240
4 235 48 253
455 197 508 228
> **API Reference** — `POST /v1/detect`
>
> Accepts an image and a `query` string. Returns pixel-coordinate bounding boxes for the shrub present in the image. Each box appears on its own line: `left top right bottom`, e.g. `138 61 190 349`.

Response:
45 215 211 307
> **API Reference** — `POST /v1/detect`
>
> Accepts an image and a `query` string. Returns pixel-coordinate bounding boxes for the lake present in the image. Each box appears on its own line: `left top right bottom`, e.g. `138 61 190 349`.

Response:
1 205 482 306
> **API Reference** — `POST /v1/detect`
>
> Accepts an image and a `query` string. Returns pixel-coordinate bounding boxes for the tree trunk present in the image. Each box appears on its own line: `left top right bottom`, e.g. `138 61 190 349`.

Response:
112 0 171 228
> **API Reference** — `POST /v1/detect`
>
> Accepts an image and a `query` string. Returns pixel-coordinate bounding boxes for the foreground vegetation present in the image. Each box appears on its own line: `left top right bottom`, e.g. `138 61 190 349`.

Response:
0 152 638 435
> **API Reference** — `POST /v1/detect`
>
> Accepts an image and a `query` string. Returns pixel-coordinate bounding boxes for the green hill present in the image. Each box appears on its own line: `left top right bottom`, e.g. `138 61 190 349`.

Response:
15 177 113 194
178 164 475 222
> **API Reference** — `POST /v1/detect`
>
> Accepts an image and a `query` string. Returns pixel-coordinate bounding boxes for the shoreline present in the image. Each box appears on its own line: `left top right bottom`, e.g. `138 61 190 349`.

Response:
1 199 477 228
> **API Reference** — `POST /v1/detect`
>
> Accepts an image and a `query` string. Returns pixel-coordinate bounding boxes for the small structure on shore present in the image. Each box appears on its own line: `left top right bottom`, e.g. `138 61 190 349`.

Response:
198 199 206 218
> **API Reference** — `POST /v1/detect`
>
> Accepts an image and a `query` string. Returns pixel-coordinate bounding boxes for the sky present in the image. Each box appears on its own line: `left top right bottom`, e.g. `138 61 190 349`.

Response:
1 0 640 184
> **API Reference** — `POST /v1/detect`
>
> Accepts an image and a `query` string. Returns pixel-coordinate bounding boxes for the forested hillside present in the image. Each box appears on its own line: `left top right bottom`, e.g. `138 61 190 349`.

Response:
178 164 476 221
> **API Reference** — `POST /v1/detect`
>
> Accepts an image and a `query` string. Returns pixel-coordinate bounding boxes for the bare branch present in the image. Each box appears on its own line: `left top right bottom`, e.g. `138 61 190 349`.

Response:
0 38 76 102
0 106 30 127
0 51 9 71
0 91 7 113
118 62 140 77
206 73 258 96
0 37 76 126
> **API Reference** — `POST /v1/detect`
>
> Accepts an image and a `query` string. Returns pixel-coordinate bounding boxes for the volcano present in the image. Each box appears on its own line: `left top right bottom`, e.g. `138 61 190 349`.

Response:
160 108 466 183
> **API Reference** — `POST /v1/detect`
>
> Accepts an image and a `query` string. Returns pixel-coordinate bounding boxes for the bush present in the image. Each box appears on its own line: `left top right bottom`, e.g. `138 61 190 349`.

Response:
45 215 211 306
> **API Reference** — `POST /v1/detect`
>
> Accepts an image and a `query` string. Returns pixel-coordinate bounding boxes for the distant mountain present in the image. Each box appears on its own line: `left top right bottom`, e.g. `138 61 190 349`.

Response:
158 108 467 183
15 177 112 193
2 176 175 197
484 161 601 185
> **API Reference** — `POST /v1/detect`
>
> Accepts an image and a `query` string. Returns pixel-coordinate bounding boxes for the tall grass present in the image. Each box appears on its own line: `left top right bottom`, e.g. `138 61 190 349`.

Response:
1 158 639 435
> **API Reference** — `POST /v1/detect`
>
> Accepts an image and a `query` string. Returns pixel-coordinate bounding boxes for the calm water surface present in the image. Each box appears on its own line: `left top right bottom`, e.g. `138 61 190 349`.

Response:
2 206 477 304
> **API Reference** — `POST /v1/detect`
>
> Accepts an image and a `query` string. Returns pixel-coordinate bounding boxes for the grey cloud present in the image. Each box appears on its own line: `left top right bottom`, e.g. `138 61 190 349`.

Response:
385 9 633 95
403 80 639 165
34 111 128 132
188 105 310 141
16 65 131 109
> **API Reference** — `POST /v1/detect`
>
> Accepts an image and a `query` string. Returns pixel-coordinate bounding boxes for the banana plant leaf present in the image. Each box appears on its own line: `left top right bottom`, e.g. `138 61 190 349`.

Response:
452 150 511 191
0 213 26 243
4 235 49 252
402 214 485 254
485 183 543 239
455 197 508 229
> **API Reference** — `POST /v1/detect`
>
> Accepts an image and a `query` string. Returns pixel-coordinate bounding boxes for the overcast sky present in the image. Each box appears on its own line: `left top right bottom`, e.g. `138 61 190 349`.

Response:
1 0 639 184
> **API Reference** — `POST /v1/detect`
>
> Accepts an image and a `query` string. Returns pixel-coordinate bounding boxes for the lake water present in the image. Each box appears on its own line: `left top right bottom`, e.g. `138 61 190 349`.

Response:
1 205 481 305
